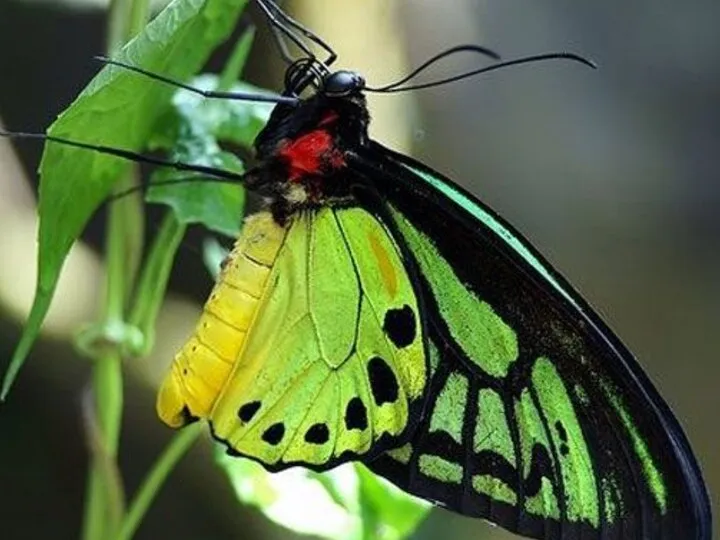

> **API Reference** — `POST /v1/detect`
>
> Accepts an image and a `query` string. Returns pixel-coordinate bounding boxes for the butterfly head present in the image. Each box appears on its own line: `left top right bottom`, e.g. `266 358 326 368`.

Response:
321 70 366 97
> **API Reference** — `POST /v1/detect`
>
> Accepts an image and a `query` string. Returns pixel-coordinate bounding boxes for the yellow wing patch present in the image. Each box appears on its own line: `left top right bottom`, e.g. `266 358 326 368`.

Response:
156 212 286 427
369 230 398 298
157 207 426 470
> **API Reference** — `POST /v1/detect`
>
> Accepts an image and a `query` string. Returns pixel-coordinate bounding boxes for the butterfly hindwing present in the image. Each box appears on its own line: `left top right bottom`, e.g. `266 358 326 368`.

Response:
167 206 428 470
349 144 710 540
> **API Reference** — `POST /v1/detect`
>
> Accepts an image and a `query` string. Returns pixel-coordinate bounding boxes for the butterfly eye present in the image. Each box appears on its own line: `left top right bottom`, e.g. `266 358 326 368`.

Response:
323 70 366 97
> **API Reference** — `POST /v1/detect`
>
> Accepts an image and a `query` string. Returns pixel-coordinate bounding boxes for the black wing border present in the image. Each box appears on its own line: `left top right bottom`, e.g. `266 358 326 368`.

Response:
347 141 711 540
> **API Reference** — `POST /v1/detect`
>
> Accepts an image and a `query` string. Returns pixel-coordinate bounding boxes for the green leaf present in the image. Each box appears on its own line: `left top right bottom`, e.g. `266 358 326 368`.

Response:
202 236 230 279
216 446 432 540
146 73 273 238
355 464 432 540
2 0 249 399
145 75 273 236
219 27 256 91
148 152 245 237
127 213 187 356
153 75 274 146
216 449 363 540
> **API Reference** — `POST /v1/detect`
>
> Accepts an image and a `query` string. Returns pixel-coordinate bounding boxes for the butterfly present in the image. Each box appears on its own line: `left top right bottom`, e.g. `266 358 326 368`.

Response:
11 0 707 538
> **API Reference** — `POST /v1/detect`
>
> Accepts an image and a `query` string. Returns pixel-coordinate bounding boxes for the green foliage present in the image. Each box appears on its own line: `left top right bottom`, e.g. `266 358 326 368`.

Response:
2 0 250 398
147 75 273 237
216 449 431 540
127 213 186 356
355 465 432 539
202 236 230 279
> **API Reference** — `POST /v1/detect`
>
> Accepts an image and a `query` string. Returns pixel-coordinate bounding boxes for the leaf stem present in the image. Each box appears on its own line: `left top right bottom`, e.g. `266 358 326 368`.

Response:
129 212 186 356
81 352 126 540
82 0 151 537
219 27 256 91
116 424 203 540
128 0 151 39
82 175 138 540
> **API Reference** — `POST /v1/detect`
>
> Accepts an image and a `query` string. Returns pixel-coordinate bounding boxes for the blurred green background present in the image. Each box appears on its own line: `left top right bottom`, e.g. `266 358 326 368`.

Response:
0 0 717 538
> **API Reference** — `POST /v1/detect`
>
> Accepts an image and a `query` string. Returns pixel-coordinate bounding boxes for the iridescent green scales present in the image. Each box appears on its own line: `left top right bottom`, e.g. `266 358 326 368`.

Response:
374 207 672 530
429 372 468 443
475 389 515 467
391 209 518 378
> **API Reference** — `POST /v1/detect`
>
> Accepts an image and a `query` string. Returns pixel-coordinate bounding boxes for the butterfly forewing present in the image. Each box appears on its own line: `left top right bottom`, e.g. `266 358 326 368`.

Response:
350 145 710 540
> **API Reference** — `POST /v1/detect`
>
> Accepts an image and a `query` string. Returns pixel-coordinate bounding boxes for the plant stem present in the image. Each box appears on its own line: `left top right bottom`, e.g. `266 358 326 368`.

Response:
107 0 150 53
81 350 126 540
81 176 133 539
218 27 256 91
117 424 203 540
129 212 186 356
128 0 151 39
81 0 151 537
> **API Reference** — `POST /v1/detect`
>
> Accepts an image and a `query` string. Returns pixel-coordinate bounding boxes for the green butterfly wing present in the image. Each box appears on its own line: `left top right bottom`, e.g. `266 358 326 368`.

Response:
350 143 711 540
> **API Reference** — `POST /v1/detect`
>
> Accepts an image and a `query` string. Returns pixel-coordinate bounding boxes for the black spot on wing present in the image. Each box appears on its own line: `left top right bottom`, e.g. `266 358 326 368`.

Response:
383 305 417 348
523 444 556 497
368 356 399 406
305 423 330 444
238 401 261 423
345 397 368 430
555 421 570 456
262 423 285 445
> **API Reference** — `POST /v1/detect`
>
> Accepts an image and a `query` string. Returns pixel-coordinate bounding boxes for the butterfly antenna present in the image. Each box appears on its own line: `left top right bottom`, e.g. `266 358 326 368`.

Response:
0 130 245 182
367 44 502 92
367 52 596 93
94 56 299 105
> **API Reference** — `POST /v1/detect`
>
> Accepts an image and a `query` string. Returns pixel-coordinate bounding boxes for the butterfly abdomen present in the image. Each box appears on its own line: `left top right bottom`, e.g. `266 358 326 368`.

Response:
157 213 287 427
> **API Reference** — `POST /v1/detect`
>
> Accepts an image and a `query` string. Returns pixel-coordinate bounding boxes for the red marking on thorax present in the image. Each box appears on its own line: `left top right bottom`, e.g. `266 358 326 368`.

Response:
278 127 346 182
